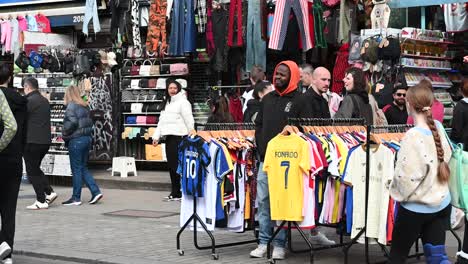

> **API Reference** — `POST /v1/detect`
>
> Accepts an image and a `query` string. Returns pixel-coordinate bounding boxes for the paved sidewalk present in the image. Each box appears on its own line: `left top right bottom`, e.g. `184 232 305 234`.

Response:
13 183 462 264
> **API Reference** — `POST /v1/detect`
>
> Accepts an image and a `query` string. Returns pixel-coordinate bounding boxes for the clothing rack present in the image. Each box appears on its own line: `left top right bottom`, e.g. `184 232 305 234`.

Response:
176 123 257 260
346 124 462 264
208 85 251 96
266 118 366 264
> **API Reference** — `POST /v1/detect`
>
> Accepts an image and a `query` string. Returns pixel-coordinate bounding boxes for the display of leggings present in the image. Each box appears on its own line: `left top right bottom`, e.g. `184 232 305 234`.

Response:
168 0 196 56
83 0 101 36
246 0 266 71
268 0 313 51
205 0 215 56
389 204 451 263
227 0 243 47
146 0 167 54
131 0 142 49
212 7 229 72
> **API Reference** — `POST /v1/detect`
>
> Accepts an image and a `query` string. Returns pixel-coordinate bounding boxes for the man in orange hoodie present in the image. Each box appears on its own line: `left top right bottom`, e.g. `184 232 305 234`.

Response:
251 61 301 260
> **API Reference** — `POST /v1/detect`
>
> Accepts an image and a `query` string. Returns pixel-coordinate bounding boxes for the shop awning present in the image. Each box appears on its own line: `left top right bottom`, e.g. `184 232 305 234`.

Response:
388 0 467 8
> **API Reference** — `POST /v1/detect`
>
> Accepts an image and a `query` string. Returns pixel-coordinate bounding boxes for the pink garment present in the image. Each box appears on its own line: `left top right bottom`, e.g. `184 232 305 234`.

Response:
407 99 444 124
1 20 12 52
17 16 28 32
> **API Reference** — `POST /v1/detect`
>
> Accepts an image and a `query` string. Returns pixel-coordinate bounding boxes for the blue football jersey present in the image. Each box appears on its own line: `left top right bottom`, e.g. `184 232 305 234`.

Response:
177 136 211 197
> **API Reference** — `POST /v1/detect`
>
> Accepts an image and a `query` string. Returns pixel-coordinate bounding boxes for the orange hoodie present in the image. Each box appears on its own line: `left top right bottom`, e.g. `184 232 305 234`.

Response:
273 60 301 97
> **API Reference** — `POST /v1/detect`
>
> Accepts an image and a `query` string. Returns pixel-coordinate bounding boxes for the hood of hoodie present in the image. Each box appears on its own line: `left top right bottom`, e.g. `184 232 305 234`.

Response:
273 60 300 97
169 91 186 103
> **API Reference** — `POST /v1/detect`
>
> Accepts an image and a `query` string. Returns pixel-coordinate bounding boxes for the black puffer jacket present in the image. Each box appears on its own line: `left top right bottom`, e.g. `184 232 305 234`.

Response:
63 102 93 142
335 93 373 125
451 99 468 151
0 87 27 159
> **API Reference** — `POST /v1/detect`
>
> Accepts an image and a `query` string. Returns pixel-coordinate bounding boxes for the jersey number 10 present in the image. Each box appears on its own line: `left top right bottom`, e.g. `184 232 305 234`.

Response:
281 161 290 189
185 159 196 179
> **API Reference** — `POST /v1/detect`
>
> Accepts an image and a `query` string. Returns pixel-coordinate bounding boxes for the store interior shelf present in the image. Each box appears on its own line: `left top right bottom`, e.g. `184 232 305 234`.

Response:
122 100 163 103
51 141 65 144
45 173 72 177
48 150 68 153
16 72 74 77
406 81 452 88
402 38 456 45
135 159 166 162
50 101 65 104
123 124 157 127
122 74 188 79
402 65 452 71
122 112 160 115
51 132 63 135
51 118 64 122
401 54 454 60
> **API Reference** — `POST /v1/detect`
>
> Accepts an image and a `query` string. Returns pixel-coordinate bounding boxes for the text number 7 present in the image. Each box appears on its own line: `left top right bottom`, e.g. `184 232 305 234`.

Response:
281 161 290 189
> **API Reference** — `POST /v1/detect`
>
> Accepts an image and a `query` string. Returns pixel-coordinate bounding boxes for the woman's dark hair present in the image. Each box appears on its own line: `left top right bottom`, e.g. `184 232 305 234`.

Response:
0 62 13 85
207 96 234 123
345 67 369 103
253 80 272 100
162 79 182 109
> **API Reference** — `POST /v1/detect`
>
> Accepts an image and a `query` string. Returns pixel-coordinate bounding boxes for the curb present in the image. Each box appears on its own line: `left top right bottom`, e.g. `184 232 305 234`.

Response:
14 250 117 264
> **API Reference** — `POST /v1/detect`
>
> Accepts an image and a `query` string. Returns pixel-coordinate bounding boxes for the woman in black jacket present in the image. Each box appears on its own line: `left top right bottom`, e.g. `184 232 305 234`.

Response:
207 96 234 123
335 67 373 125
62 86 102 206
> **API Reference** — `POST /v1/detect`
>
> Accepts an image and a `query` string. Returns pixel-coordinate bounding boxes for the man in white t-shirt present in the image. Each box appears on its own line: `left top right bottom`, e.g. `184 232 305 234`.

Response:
242 65 266 113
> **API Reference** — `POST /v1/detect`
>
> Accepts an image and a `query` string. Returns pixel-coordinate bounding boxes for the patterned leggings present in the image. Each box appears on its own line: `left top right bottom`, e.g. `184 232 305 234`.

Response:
146 0 167 54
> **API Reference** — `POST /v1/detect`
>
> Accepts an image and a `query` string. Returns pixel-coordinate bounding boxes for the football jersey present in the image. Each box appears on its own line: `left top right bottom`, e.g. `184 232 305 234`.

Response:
177 136 211 197
264 134 311 221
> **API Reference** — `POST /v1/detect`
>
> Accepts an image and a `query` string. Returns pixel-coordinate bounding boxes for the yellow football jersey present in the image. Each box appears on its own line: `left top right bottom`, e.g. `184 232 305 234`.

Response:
264 134 310 221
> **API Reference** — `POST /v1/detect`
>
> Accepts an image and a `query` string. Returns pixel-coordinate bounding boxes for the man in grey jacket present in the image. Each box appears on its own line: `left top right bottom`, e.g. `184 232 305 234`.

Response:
23 77 57 210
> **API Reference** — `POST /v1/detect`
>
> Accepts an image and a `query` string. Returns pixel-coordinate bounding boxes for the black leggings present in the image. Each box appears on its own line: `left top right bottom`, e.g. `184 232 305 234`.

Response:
463 218 468 253
389 204 451 264
165 135 183 196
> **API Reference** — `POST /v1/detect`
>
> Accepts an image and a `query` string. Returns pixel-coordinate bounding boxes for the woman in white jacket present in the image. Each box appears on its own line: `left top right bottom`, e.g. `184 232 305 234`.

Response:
152 79 195 201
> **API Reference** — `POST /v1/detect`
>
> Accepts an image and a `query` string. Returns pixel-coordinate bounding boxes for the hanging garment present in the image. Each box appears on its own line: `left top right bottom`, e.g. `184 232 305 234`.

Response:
229 96 243 123
196 0 208 33
146 0 168 54
246 0 266 71
268 0 313 51
35 14 51 33
206 0 215 56
130 0 142 49
370 2 391 29
338 0 352 43
83 0 101 36
10 18 19 59
443 3 468 33
332 43 351 95
307 1 315 48
26 15 38 32
17 16 27 32
313 0 327 48
212 6 229 72
168 0 196 55
227 0 243 47
166 0 174 18
0 20 12 53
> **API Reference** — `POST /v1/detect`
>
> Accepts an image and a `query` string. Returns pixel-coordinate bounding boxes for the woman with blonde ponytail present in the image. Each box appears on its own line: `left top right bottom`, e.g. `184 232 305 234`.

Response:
388 80 452 264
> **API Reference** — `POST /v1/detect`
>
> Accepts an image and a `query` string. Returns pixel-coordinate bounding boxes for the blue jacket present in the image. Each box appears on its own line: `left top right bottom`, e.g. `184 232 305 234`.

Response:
63 102 93 142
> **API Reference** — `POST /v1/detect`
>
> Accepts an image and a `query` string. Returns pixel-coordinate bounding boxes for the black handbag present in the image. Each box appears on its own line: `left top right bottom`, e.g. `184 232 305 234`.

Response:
15 52 30 72
121 60 133 76
160 64 170 74
74 54 91 76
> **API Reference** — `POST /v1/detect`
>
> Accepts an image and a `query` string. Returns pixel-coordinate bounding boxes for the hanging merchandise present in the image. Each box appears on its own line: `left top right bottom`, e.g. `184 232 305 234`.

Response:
211 3 229 72
130 0 142 49
268 0 313 51
169 0 196 56
35 13 51 33
443 3 468 33
196 0 208 33
0 20 12 54
338 0 353 43
10 17 20 58
146 0 168 54
83 0 102 35
26 15 38 32
246 0 266 71
227 0 243 47
370 0 391 29
332 43 351 94
313 0 327 48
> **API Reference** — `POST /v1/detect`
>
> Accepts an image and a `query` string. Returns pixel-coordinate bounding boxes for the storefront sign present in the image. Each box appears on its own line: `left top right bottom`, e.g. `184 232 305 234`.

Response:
48 14 85 27
0 0 73 7
389 0 464 8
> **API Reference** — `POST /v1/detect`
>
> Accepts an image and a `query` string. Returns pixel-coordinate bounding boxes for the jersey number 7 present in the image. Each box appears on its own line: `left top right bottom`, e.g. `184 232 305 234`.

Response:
281 161 290 189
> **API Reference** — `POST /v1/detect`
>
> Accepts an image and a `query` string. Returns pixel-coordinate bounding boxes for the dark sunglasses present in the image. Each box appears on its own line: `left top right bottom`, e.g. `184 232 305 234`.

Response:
395 93 406 97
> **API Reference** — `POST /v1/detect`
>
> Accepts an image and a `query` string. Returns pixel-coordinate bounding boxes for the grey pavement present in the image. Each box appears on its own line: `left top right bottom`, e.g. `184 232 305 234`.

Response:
10 180 463 264
12 255 83 264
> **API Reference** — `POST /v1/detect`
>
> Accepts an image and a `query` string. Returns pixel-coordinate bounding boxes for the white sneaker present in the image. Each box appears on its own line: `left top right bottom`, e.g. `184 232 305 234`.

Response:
0 242 11 261
310 231 336 245
451 207 465 230
45 192 58 205
272 247 286 260
3 258 12 264
250 244 268 258
26 200 49 210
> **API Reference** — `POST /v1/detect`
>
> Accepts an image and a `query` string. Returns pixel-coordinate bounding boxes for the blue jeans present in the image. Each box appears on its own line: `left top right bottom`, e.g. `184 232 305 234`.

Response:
68 136 101 200
246 0 266 72
257 162 287 247
168 0 196 55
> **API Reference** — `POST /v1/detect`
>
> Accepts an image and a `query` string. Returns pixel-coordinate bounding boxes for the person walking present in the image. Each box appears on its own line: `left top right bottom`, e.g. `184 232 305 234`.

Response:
251 61 301 260
335 67 373 125
382 85 408 125
207 96 234 123
23 77 57 210
61 85 103 206
0 63 20 264
152 79 195 201
388 80 452 263
243 80 273 123
453 78 468 264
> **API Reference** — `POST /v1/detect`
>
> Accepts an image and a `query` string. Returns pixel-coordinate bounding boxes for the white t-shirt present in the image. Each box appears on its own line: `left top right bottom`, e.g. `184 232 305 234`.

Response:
444 3 468 32
242 90 254 113
227 149 247 232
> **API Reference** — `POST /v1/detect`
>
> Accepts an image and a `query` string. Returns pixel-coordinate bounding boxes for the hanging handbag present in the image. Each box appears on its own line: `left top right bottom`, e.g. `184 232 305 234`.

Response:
150 62 160 75
121 60 133 76
131 60 142 76
131 103 144 113
131 79 140 89
139 60 152 76
156 78 167 89
170 63 189 75
148 78 158 88
160 64 170 74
